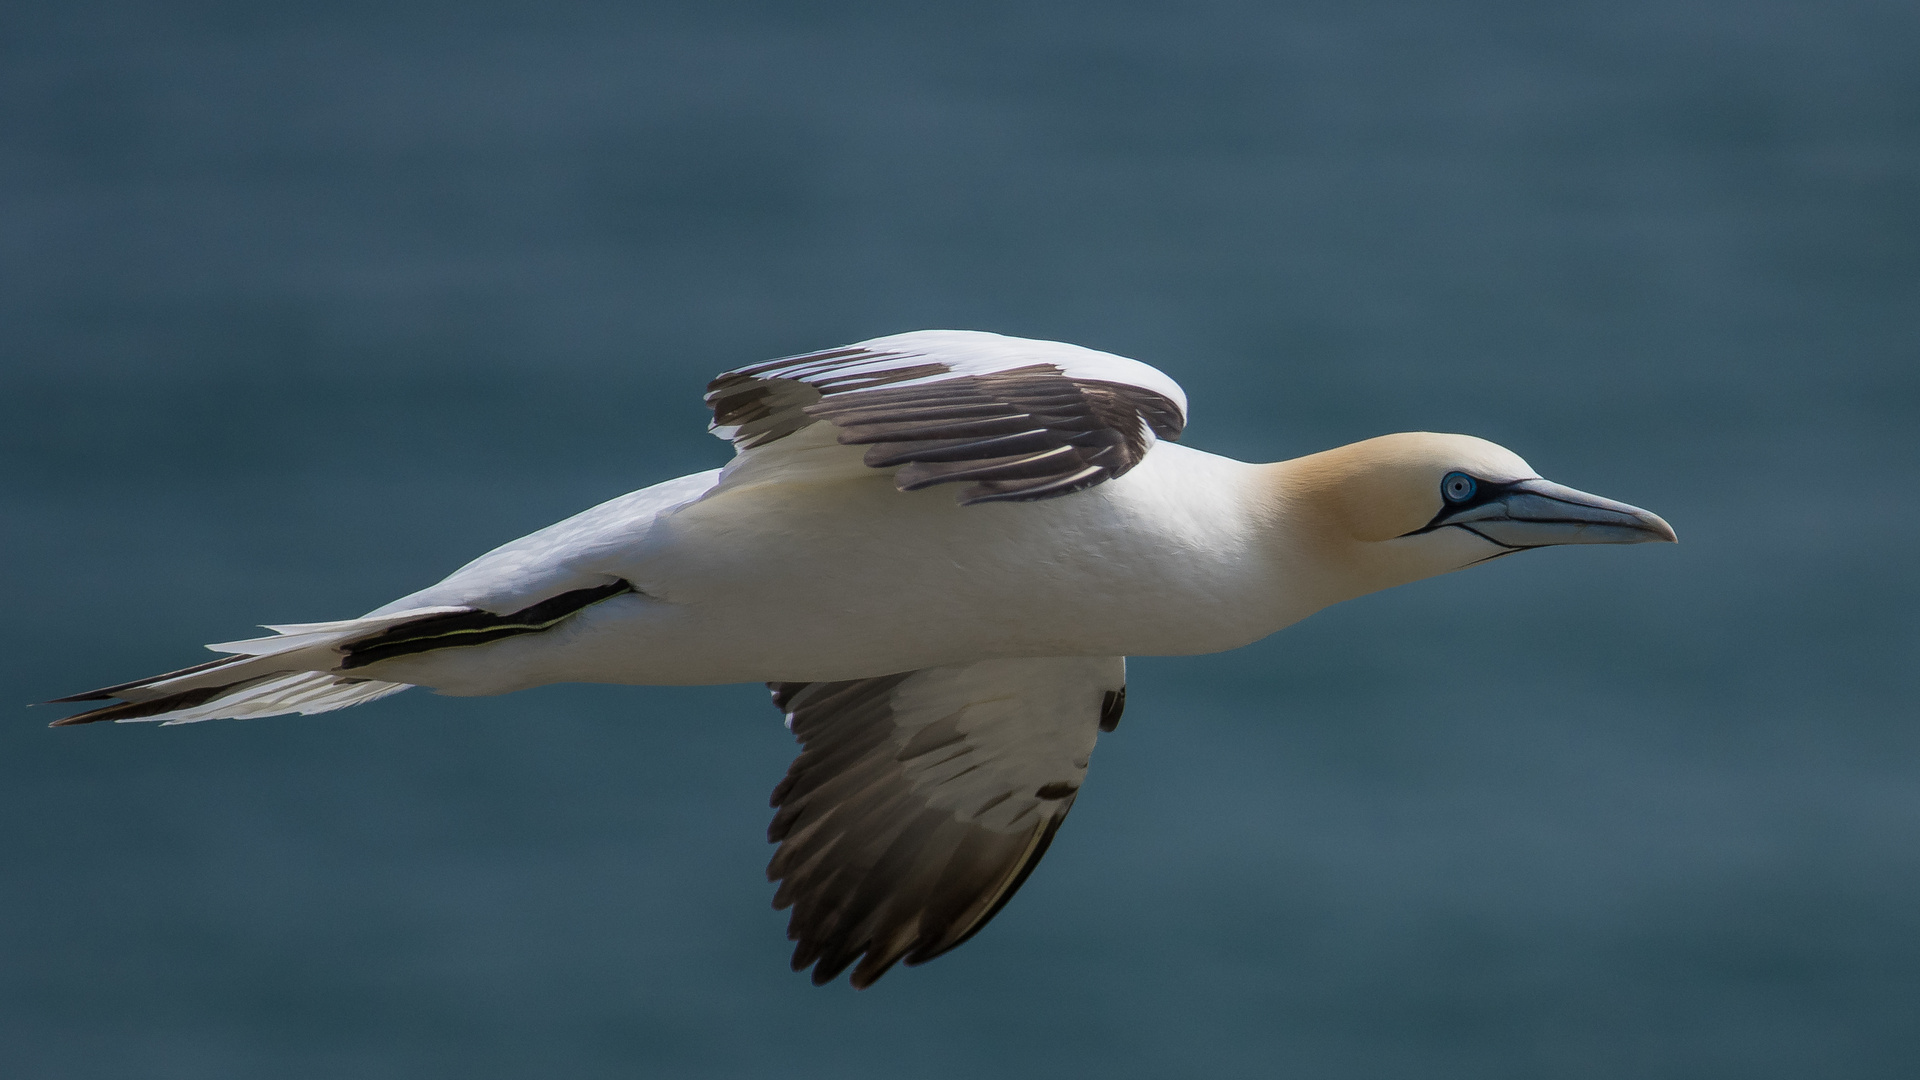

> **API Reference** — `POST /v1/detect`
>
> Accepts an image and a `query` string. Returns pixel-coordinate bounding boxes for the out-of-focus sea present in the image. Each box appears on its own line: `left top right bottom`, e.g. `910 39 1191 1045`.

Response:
3 2 1916 1077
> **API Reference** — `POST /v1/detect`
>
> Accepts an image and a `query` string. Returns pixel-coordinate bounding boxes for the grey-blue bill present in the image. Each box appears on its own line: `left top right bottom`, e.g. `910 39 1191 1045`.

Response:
1430 477 1678 548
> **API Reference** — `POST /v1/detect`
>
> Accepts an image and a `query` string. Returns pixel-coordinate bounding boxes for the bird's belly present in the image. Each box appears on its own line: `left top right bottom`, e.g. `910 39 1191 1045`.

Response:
644 577 1244 683
600 466 1279 682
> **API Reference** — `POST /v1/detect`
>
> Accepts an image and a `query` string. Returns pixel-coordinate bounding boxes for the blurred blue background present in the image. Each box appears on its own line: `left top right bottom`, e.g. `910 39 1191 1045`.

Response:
4 1 1917 1076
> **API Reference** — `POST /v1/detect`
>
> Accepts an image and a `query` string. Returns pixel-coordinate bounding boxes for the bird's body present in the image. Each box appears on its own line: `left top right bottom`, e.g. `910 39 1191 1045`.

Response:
52 330 1675 988
373 438 1286 692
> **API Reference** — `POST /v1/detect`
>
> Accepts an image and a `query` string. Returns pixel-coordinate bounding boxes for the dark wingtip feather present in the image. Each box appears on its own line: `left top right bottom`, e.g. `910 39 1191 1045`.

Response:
848 954 900 990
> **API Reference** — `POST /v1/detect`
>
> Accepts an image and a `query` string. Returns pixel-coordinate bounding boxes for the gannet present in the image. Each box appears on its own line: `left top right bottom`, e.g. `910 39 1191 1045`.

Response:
50 330 1675 988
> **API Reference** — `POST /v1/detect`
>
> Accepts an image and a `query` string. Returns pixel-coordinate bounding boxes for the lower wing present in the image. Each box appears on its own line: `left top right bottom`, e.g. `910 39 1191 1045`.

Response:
764 655 1127 987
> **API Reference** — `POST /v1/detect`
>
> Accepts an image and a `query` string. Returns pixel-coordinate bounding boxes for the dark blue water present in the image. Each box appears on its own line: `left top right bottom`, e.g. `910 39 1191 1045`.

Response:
4 2 1917 1076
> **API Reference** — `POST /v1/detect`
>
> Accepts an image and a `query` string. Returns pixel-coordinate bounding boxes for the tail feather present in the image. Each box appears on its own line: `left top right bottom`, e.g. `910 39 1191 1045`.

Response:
48 654 252 704
48 613 430 728
47 580 635 728
51 671 410 727
206 605 472 658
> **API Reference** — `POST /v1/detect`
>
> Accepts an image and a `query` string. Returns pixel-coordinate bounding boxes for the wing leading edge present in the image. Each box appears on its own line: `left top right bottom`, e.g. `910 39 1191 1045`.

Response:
707 331 1186 505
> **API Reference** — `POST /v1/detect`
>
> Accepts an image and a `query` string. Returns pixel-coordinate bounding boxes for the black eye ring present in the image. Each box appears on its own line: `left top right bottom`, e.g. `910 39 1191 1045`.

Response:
1442 472 1477 503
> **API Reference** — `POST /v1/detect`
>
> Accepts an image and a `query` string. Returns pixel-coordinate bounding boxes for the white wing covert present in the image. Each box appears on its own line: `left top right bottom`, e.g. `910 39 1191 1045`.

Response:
765 656 1128 988
706 330 1187 505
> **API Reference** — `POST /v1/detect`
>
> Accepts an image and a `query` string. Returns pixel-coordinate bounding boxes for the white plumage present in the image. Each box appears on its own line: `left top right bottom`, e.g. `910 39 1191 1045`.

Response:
53 329 1674 987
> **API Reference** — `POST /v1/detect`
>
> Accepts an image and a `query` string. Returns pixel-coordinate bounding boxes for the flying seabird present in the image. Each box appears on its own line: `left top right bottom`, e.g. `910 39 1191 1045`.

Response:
49 330 1676 988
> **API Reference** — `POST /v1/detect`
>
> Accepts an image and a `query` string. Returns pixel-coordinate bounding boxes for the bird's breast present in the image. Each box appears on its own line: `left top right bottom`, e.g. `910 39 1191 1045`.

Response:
614 444 1289 680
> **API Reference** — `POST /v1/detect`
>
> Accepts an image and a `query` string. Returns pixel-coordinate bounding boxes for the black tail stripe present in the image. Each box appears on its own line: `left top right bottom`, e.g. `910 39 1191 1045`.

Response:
50 678 263 727
48 654 251 703
340 581 633 669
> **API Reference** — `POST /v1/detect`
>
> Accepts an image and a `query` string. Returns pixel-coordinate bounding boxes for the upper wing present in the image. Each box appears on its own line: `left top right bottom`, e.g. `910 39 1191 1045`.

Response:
765 655 1128 988
705 330 1187 505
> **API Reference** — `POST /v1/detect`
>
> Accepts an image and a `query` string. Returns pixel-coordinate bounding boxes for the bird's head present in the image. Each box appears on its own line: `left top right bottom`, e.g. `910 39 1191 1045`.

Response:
1273 431 1676 605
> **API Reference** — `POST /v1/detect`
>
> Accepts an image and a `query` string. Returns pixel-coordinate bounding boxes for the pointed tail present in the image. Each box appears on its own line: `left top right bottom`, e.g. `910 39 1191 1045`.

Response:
47 581 635 727
41 605 469 726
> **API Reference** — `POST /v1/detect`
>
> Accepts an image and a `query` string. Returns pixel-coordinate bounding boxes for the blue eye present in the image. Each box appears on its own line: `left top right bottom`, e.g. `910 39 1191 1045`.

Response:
1442 472 1477 503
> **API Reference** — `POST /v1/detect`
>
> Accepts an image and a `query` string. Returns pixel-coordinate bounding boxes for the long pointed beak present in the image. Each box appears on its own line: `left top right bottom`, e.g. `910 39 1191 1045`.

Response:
1437 478 1677 548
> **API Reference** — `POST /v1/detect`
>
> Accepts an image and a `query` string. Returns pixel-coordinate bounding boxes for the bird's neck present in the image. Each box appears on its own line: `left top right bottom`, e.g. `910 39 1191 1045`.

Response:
1245 456 1469 622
